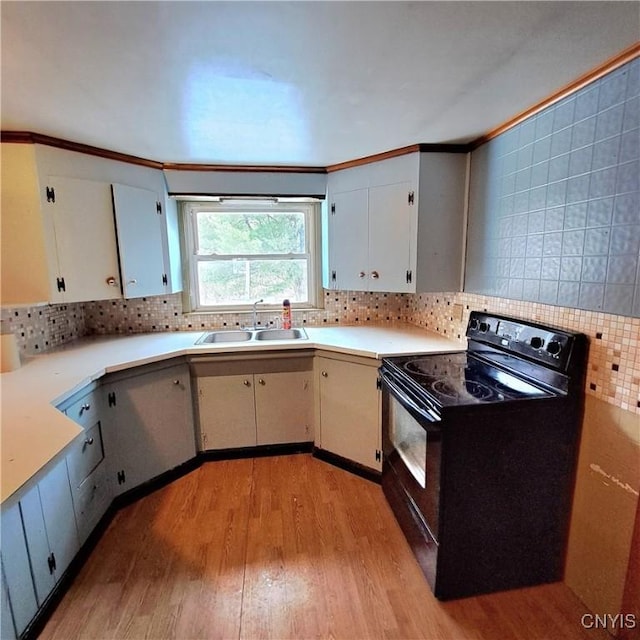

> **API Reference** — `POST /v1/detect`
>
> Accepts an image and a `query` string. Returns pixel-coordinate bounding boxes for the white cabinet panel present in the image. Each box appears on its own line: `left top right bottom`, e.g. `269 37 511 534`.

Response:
254 371 313 445
197 375 257 450
317 356 381 471
104 363 195 494
1 567 17 640
20 458 79 604
328 188 369 290
368 182 413 292
0 502 38 635
19 484 56 604
46 176 122 303
112 183 167 298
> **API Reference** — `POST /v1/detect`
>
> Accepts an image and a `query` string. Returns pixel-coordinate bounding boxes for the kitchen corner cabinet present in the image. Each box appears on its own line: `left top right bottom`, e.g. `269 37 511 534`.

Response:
192 353 314 450
102 361 196 495
315 353 382 472
324 151 467 293
0 142 181 305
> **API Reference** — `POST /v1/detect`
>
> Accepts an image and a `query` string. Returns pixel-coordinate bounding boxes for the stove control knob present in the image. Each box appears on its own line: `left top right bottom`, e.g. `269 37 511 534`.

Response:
530 336 545 350
479 321 490 333
546 340 562 356
469 318 479 331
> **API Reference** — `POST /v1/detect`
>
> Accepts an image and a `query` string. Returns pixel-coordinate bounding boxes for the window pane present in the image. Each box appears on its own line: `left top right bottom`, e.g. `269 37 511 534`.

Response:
197 259 308 306
196 211 306 255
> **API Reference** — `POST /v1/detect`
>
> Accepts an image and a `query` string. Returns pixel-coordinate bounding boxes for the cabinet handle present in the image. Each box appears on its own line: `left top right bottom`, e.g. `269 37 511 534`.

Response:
321 371 328 377
371 271 380 279
127 279 137 285
258 378 265 385
79 403 91 414
173 379 181 385
243 379 251 387
85 437 94 446
359 271 366 278
106 276 118 287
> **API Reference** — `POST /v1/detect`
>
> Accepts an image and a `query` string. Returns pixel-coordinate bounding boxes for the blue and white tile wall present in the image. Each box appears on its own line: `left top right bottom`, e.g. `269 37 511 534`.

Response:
466 57 640 316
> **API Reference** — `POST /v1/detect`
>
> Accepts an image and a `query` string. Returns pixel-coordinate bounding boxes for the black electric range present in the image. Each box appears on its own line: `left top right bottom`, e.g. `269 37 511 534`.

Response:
380 311 588 600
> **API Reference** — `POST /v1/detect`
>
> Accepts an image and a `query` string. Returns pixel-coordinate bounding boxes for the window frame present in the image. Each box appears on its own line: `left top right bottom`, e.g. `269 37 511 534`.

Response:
181 198 322 313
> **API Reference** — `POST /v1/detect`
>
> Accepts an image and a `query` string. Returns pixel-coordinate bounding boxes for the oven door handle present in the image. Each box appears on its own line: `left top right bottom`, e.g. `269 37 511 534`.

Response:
380 370 441 424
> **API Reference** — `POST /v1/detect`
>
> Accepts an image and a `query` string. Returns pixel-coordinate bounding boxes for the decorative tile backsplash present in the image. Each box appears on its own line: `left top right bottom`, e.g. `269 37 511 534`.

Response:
2 289 637 414
0 303 87 355
82 291 407 334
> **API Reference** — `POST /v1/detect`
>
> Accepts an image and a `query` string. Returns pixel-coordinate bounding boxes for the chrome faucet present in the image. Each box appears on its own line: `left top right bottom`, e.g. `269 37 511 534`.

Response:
251 299 264 329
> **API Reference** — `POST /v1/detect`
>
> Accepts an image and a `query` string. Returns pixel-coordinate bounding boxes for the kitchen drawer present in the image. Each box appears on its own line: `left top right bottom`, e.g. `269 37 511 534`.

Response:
72 463 111 545
65 389 100 430
67 422 104 489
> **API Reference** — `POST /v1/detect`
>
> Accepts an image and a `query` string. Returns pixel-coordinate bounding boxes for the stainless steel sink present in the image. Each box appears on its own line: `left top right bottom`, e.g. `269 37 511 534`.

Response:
196 330 253 344
253 328 308 340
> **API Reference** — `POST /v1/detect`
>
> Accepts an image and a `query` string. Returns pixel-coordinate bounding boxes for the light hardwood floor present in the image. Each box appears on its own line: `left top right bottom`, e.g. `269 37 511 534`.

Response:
41 455 608 640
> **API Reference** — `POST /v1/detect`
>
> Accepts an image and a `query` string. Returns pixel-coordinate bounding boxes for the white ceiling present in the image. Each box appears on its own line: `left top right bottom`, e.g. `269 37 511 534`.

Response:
1 1 638 167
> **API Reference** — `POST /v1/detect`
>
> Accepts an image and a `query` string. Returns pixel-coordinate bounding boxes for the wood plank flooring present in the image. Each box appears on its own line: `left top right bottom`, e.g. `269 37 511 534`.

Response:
40 455 609 640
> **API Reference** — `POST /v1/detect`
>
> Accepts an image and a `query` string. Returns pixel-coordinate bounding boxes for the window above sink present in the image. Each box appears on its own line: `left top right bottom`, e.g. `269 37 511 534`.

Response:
181 199 322 313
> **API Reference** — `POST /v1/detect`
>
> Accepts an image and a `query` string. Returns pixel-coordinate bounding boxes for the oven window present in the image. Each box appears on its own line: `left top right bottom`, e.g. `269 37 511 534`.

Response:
389 395 427 488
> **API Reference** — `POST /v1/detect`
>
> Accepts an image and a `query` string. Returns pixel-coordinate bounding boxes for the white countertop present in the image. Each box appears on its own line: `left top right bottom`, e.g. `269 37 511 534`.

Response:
1 324 461 504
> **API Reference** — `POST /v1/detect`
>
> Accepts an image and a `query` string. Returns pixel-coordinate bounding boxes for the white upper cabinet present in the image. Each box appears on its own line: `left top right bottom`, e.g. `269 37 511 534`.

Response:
0 142 182 305
46 176 122 303
112 183 169 298
325 151 467 293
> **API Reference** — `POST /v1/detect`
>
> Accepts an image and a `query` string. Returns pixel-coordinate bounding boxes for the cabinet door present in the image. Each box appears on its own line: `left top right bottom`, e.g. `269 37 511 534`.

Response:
20 457 78 603
45 176 121 303
0 503 38 635
112 183 167 298
317 357 381 471
37 459 80 581
254 371 313 445
197 375 257 450
328 188 369 291
368 181 414 292
106 364 195 494
1 567 17 640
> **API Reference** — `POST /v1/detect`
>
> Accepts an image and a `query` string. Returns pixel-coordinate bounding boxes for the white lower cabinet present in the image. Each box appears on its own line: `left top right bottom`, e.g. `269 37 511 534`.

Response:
0 502 38 637
316 354 382 471
60 385 112 546
102 362 196 495
20 457 80 607
193 354 314 451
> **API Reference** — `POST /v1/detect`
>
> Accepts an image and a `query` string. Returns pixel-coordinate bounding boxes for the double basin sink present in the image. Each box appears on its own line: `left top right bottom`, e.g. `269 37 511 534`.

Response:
196 327 308 344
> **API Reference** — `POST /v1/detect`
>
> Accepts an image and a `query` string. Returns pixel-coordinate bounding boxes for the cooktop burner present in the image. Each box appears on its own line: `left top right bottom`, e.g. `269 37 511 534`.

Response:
391 352 552 407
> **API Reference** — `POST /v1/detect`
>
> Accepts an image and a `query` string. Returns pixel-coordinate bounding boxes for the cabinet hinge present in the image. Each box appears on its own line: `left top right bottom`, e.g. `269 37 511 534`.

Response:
47 552 56 574
162 273 168 286
376 377 382 390
56 277 66 292
46 186 56 203
408 191 415 205
330 203 336 215
117 470 126 485
156 201 162 215
108 391 116 407
375 449 382 462
406 270 413 284
331 270 336 282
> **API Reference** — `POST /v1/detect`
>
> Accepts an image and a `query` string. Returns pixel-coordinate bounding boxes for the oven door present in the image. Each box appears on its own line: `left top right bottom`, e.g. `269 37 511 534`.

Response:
380 368 442 541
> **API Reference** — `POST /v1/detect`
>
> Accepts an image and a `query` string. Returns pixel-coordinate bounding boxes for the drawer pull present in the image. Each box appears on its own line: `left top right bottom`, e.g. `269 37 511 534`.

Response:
321 371 328 378
85 437 94 446
258 378 266 385
173 379 180 385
